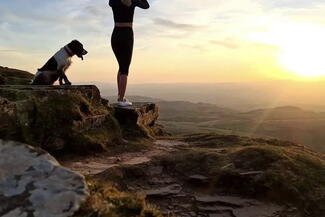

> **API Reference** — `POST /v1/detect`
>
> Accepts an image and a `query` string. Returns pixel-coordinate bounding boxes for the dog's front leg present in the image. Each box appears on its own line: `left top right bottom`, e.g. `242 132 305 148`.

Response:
61 73 72 85
58 70 65 85
57 70 71 85
59 76 64 85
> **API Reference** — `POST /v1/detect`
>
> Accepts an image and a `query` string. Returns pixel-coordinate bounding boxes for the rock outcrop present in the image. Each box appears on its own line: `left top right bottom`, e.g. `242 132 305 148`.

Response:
0 140 88 217
0 66 34 85
0 85 121 153
114 102 166 138
0 84 164 153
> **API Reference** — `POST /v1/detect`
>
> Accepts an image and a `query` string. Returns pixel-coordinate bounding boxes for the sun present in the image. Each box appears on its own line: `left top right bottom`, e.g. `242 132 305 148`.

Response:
277 24 325 78
250 22 325 78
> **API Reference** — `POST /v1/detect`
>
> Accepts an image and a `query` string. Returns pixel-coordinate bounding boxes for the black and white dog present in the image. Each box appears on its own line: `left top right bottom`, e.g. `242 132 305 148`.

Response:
31 40 88 85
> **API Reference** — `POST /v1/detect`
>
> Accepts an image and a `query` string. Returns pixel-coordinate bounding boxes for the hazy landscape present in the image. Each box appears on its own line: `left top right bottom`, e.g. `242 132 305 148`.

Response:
1 65 324 153
95 81 325 112
1 66 325 217
97 82 325 153
157 103 325 153
2 0 325 216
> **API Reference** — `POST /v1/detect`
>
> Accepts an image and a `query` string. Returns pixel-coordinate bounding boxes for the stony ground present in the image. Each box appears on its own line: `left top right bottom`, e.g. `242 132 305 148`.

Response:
59 140 188 176
58 135 323 217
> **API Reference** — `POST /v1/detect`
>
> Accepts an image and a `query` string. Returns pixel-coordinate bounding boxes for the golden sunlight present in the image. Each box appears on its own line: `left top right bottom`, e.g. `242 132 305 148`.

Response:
250 22 325 78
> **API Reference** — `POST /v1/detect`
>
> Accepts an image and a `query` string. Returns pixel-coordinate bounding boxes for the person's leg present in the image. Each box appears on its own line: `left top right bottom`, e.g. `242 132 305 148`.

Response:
117 71 121 100
111 27 134 104
118 28 134 102
118 74 128 101
112 27 123 101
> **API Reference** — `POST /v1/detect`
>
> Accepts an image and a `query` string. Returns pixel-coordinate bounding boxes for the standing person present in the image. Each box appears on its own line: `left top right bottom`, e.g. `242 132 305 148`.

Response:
109 0 150 106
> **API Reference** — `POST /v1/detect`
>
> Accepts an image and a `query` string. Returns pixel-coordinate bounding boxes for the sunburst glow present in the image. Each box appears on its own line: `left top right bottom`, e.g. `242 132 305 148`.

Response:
250 22 325 78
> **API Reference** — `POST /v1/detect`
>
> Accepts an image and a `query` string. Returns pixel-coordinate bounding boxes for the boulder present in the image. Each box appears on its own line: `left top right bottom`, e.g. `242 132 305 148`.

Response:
0 139 88 217
0 66 34 85
113 103 163 138
0 85 121 153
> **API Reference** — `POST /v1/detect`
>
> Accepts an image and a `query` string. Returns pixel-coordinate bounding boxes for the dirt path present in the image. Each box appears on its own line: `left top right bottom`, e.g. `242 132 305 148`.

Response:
60 140 189 175
59 139 293 217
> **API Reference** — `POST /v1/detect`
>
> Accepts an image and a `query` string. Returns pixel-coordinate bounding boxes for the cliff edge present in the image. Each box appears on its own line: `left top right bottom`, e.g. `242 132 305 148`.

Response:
0 85 162 153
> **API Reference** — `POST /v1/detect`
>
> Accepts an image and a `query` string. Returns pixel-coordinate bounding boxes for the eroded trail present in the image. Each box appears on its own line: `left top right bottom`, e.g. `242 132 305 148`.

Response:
59 139 296 217
60 140 189 176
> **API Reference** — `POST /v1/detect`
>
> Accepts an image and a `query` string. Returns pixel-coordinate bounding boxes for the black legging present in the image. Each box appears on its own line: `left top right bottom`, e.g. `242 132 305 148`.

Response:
111 27 134 75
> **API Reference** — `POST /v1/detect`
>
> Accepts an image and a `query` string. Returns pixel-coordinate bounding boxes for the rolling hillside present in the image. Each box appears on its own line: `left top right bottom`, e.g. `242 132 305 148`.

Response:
158 103 325 153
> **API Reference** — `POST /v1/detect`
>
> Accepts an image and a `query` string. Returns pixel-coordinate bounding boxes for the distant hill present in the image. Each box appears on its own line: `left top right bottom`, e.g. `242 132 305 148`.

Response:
155 101 325 153
242 106 325 120
157 101 238 122
0 66 34 85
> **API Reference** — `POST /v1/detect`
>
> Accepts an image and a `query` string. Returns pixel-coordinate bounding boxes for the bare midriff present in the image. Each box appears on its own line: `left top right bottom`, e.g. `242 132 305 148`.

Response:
115 22 133 28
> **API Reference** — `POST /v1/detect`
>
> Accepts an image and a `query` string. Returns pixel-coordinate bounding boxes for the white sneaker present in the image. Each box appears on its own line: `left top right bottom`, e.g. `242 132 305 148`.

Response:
117 101 132 107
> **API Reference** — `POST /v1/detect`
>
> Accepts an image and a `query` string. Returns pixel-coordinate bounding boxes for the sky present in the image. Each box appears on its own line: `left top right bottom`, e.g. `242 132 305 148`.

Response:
1 0 325 83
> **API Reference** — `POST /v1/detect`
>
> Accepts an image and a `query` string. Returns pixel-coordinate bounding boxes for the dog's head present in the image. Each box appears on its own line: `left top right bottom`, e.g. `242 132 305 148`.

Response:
67 40 88 60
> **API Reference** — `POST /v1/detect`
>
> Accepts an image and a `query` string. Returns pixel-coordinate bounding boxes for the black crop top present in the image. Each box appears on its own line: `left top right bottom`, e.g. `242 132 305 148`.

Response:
109 0 150 22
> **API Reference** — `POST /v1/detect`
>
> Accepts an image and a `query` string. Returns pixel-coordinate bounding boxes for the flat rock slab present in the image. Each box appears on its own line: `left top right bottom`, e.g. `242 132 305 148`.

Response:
0 84 100 94
144 184 182 197
0 85 103 106
0 85 97 90
232 204 283 217
196 195 283 217
239 171 264 176
188 175 209 183
0 140 88 217
195 195 259 207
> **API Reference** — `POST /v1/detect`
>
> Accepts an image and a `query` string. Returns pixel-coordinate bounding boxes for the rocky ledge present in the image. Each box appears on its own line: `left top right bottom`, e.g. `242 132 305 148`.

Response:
0 139 88 217
0 85 162 153
114 102 167 138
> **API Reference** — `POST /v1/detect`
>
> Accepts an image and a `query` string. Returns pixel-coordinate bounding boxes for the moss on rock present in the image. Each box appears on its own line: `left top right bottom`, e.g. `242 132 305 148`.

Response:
0 85 122 153
0 66 34 85
113 103 162 140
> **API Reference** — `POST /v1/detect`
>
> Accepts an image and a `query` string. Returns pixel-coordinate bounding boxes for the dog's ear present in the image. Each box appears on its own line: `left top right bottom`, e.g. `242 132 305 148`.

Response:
68 40 82 53
67 40 87 60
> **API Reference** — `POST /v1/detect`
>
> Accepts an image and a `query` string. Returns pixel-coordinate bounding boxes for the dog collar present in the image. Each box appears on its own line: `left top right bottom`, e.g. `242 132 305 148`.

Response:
64 46 74 56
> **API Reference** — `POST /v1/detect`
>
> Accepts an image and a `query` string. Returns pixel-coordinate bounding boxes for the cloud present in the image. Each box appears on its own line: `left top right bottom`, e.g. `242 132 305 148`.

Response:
179 43 207 51
1 0 325 82
0 50 18 53
211 39 241 49
258 0 323 9
152 18 205 31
